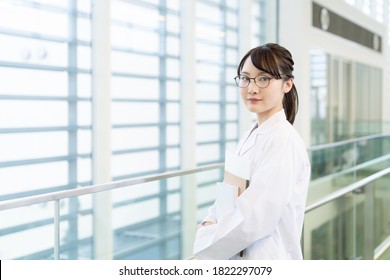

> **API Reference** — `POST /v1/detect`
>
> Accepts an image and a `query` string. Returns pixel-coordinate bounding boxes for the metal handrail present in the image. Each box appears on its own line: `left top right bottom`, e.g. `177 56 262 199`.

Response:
307 133 390 152
0 163 224 211
305 166 390 213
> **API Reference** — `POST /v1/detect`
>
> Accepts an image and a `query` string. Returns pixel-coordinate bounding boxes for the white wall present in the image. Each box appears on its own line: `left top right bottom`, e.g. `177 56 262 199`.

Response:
279 0 388 145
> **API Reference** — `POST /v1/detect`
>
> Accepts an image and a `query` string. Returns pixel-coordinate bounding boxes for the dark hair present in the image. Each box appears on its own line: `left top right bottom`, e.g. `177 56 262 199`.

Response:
237 43 299 124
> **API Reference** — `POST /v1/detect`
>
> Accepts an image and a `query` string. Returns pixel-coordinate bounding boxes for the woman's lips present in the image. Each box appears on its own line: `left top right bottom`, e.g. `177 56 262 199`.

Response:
247 98 262 103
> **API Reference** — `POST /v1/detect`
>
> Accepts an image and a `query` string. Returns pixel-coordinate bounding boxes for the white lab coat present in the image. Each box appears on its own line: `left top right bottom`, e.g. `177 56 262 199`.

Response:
193 110 311 260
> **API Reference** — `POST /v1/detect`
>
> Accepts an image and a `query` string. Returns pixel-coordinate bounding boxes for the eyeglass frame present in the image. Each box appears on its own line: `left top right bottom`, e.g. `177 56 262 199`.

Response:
234 74 280 88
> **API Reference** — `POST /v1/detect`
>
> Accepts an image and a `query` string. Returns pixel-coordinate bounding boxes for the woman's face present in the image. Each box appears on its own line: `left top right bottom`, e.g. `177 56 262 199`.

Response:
239 56 292 123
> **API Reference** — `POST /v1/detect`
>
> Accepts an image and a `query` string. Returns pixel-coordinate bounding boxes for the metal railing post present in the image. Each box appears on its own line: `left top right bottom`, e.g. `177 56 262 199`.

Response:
363 182 375 259
54 199 60 260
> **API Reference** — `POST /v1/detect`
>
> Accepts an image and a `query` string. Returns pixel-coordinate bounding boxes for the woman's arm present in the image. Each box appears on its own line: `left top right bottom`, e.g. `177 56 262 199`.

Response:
193 132 303 259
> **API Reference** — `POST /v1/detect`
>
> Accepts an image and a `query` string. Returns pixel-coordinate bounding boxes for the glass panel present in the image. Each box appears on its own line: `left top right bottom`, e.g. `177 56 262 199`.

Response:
197 43 222 62
112 77 159 100
310 51 383 145
166 0 180 11
114 26 159 53
77 17 92 42
196 2 222 23
166 148 179 168
78 0 92 13
196 104 220 122
197 83 220 102
77 129 92 154
195 1 240 166
197 63 221 82
166 15 180 33
309 136 390 191
303 194 359 260
374 174 390 248
0 35 68 66
226 86 239 102
77 158 92 183
111 52 159 76
166 58 180 78
226 104 238 121
112 151 160 177
0 68 68 96
77 101 92 126
197 144 221 164
0 0 92 207
226 123 238 139
355 63 382 135
197 124 220 142
77 73 92 97
166 81 179 100
77 46 92 69
310 49 329 145
0 3 67 37
251 0 266 46
166 125 179 145
0 132 67 162
0 202 55 259
0 162 68 197
106 167 224 260
111 180 171 259
112 102 159 125
59 196 93 260
112 127 159 150
166 102 180 122
0 100 68 128
196 168 223 221
111 1 160 28
111 0 179 178
226 66 237 83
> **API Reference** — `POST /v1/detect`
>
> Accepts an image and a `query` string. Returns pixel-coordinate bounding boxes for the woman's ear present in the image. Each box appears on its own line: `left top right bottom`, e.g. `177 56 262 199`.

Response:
283 78 293 93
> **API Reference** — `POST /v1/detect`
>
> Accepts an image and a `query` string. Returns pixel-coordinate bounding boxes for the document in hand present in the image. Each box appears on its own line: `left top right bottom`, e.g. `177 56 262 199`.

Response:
224 151 250 195
215 151 250 219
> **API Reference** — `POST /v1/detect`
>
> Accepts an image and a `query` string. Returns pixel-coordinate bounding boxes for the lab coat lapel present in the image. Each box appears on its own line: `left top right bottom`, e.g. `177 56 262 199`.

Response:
236 123 259 156
236 110 286 156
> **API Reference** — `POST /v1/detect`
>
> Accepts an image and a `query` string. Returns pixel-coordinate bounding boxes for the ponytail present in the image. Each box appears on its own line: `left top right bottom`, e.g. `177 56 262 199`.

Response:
283 83 299 125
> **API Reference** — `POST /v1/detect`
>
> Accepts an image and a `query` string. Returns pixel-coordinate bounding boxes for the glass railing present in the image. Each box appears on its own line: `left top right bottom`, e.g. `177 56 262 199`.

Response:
0 164 224 260
1 134 390 260
307 134 390 203
303 167 390 260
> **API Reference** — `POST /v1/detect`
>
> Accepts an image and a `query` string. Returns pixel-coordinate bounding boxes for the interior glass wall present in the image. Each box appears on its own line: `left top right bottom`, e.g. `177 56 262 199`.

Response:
307 48 389 260
0 0 267 259
310 51 382 146
194 0 266 229
0 0 92 259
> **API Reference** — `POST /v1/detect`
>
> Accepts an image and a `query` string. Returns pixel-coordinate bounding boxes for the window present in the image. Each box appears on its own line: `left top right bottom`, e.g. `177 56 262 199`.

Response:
0 0 92 259
0 0 268 260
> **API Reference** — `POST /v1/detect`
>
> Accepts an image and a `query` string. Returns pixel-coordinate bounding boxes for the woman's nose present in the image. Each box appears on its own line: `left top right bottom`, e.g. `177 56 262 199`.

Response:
247 80 258 94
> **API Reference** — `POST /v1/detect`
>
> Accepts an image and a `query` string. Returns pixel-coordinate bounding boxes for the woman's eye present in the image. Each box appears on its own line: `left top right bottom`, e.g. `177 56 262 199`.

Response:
258 76 269 82
241 76 250 81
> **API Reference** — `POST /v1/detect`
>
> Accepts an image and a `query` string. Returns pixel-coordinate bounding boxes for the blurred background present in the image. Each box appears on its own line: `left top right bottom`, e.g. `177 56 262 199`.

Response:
0 0 389 260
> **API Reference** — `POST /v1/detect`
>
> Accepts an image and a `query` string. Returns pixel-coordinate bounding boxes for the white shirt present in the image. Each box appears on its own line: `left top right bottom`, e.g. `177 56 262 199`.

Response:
193 110 311 259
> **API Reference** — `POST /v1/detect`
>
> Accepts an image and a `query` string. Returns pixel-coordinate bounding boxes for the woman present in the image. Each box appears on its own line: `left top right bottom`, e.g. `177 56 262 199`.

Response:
193 43 311 260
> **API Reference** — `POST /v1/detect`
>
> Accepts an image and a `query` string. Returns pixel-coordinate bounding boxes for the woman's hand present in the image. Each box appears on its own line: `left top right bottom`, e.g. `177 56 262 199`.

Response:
197 221 215 230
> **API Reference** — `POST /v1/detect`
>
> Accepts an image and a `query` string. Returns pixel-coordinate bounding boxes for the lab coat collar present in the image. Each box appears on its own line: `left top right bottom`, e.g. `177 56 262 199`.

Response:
253 109 287 135
236 110 286 156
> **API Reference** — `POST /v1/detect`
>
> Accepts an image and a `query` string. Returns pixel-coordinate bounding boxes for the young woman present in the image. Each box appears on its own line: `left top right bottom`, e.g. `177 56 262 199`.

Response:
193 43 311 260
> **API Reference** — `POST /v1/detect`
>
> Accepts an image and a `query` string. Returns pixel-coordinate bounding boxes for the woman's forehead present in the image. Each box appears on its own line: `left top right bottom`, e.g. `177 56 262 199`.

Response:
241 57 268 75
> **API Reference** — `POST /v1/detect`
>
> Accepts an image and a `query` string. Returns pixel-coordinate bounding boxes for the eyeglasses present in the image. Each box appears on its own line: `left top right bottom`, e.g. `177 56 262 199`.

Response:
234 74 275 88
